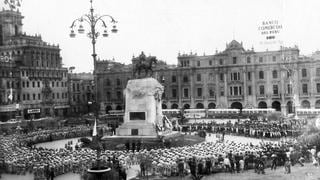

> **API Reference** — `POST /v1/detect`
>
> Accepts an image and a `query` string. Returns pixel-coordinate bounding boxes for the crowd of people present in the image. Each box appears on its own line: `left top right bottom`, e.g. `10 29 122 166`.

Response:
185 119 303 139
17 126 92 147
0 121 317 180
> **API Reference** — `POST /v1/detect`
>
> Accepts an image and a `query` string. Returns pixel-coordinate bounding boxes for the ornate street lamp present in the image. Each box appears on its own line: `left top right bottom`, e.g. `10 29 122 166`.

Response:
69 0 118 178
3 0 22 10
69 0 118 119
69 0 118 68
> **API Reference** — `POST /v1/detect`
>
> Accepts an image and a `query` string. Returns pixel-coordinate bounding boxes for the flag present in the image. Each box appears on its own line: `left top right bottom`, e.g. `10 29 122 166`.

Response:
92 119 97 136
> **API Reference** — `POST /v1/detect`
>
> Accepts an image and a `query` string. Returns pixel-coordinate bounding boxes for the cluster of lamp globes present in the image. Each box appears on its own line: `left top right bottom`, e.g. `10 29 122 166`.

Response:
69 23 118 38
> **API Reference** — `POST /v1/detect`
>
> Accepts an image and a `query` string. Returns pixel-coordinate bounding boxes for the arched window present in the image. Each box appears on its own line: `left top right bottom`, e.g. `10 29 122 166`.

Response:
258 101 267 108
301 100 310 109
171 104 179 109
208 103 216 109
196 103 204 109
272 101 281 111
162 104 167 109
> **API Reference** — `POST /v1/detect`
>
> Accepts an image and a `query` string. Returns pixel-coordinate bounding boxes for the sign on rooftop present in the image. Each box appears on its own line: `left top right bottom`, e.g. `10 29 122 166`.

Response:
258 20 283 45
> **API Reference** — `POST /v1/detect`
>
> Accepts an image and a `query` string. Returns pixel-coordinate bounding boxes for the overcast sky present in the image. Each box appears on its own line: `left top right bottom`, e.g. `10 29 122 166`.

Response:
2 0 320 72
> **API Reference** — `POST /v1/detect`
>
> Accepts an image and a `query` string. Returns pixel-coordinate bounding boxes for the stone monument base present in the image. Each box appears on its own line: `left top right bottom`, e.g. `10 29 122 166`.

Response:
116 122 157 136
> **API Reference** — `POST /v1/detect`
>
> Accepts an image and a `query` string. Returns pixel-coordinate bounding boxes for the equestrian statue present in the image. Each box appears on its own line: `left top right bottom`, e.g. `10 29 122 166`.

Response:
133 51 158 78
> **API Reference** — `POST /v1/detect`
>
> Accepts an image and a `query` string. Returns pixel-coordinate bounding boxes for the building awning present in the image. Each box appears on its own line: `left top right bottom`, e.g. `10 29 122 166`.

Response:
54 105 70 109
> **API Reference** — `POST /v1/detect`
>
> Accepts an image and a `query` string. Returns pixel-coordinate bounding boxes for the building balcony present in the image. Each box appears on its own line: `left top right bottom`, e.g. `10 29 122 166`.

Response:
314 93 320 97
227 95 244 101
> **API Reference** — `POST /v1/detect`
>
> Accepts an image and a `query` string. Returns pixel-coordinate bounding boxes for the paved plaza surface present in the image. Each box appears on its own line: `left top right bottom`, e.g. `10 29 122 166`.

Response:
1 134 294 180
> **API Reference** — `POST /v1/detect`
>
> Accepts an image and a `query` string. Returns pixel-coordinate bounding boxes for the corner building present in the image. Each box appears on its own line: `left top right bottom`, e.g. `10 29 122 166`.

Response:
68 73 95 116
96 40 320 116
0 9 69 120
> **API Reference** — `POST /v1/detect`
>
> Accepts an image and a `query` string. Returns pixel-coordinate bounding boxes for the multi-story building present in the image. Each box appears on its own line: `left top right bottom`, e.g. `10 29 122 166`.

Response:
96 40 320 116
68 72 94 115
0 9 69 121
95 60 132 113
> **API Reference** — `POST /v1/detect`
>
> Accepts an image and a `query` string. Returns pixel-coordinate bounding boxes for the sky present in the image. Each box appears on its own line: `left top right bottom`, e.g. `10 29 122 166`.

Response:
2 0 320 72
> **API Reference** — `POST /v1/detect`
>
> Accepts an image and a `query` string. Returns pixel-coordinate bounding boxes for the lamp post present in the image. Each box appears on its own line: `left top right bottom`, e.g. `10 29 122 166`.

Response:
282 55 299 119
69 0 117 177
69 0 118 119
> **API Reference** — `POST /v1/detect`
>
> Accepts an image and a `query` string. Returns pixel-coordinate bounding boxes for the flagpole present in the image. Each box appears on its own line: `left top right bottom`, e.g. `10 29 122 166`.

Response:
92 118 101 170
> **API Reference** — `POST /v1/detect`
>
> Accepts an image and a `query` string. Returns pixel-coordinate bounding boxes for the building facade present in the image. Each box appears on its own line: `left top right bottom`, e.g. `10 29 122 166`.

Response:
0 9 69 121
96 40 320 116
68 72 95 116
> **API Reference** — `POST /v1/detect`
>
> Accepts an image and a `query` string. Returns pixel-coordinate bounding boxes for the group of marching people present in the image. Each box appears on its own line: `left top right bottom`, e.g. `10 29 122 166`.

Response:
18 125 92 147
187 119 302 139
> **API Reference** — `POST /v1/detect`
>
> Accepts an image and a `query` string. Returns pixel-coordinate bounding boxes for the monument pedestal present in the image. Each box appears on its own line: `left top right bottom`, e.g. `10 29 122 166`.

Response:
102 77 181 150
116 78 163 137
116 122 157 136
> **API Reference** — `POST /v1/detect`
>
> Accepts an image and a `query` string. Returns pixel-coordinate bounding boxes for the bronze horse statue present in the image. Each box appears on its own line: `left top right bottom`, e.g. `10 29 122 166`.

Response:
133 56 158 78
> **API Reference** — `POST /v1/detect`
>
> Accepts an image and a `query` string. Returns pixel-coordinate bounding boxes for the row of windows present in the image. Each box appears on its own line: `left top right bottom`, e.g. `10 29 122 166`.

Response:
0 51 60 59
30 60 61 68
21 70 67 78
105 67 319 86
72 83 93 92
185 56 279 67
5 92 68 101
253 84 309 95
163 83 318 99
180 60 190 67
7 81 68 88
166 68 312 84
106 91 123 100
104 78 123 86
166 88 216 98
0 70 16 77
72 94 94 102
